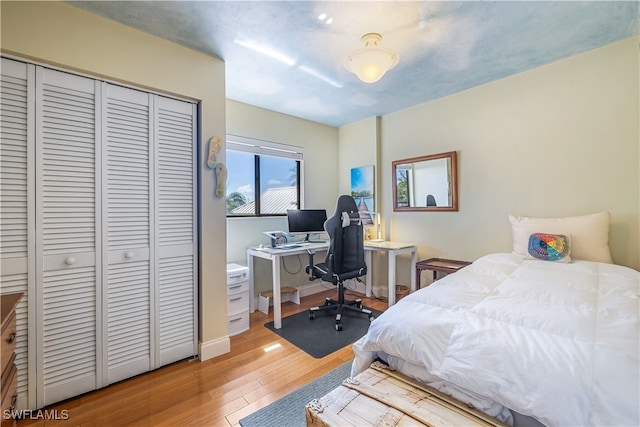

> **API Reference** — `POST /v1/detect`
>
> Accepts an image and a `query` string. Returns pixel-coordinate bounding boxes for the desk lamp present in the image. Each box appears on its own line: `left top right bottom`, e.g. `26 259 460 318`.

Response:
361 211 383 242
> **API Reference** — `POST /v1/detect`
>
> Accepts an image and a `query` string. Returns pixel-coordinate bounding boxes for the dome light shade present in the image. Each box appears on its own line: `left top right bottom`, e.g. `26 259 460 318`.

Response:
344 33 399 83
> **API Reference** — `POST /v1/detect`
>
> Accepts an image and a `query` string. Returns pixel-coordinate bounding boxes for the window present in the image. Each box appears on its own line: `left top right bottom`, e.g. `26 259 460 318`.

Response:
226 135 302 216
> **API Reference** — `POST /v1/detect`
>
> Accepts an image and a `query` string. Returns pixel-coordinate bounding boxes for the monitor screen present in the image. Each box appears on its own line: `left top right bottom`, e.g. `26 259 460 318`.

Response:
287 209 327 235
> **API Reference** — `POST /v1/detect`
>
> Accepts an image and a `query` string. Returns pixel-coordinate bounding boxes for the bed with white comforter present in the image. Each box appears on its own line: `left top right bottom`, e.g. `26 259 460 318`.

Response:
352 253 639 427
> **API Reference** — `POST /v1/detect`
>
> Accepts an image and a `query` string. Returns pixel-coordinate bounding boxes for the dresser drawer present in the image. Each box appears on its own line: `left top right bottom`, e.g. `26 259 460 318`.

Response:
227 264 248 286
227 309 249 337
1 311 16 374
1 356 17 414
227 291 249 316
227 279 248 295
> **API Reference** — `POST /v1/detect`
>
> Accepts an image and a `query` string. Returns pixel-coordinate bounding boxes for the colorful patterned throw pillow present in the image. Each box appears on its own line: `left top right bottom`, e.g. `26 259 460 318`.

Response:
527 233 571 262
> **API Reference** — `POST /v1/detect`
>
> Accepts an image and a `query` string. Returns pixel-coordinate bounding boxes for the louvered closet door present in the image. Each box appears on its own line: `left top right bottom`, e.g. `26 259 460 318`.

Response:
0 58 34 409
154 96 197 365
103 84 153 384
35 67 100 407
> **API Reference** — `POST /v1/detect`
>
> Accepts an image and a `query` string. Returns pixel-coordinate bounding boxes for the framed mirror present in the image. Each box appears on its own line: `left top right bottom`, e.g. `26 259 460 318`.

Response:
392 151 458 211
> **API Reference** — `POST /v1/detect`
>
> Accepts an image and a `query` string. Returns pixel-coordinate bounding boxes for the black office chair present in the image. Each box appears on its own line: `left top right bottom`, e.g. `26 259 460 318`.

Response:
426 194 437 206
305 195 374 331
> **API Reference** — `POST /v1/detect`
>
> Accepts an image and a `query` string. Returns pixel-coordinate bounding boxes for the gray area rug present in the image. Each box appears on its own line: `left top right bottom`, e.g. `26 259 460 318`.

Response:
239 360 352 427
265 306 380 358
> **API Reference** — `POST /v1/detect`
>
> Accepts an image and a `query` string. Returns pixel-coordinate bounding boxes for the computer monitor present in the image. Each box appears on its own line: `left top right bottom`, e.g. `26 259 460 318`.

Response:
286 209 327 242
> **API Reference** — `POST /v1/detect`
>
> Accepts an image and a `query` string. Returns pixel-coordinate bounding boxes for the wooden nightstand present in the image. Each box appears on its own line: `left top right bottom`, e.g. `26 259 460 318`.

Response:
2 293 23 427
416 258 472 288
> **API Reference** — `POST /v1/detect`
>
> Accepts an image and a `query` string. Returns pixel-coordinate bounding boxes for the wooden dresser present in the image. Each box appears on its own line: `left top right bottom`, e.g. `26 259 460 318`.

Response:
1 293 22 427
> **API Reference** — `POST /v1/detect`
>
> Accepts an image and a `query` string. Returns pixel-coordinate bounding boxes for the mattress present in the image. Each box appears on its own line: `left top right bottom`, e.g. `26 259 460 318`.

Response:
352 253 639 427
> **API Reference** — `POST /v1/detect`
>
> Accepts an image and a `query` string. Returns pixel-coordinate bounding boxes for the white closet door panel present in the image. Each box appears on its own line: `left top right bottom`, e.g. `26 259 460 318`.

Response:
158 255 195 365
40 69 97 257
41 266 96 404
106 260 150 383
1 59 29 259
158 243 193 259
107 247 150 264
37 67 98 407
103 83 152 384
43 251 96 270
1 57 34 409
155 96 196 365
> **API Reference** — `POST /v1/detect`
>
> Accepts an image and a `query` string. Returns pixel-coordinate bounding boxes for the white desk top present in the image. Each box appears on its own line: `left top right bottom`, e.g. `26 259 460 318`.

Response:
248 240 416 256
364 240 416 250
247 241 328 256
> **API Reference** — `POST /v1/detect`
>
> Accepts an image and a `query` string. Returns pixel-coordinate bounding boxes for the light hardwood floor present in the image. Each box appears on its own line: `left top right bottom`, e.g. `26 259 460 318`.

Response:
18 289 387 427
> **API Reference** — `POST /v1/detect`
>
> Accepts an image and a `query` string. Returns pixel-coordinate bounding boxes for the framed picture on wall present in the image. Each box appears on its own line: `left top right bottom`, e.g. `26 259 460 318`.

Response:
351 165 375 224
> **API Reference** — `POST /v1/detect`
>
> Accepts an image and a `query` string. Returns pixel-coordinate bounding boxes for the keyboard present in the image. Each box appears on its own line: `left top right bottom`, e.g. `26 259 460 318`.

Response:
278 244 302 250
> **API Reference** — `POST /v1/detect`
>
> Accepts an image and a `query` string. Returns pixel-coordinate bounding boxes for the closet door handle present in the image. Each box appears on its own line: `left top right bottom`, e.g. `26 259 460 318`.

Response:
65 257 76 265
125 251 135 260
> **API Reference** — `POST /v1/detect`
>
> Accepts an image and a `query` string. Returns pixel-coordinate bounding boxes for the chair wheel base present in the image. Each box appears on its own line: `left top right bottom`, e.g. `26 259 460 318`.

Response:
307 293 372 332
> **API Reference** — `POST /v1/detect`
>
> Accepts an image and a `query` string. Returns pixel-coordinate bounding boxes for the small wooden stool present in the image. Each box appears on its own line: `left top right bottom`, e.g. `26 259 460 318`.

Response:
416 258 472 288
257 287 300 314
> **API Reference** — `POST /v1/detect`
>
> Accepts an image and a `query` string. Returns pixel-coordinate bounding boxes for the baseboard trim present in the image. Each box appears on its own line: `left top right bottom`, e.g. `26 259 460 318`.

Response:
199 336 230 361
298 280 367 297
297 281 332 297
250 280 371 312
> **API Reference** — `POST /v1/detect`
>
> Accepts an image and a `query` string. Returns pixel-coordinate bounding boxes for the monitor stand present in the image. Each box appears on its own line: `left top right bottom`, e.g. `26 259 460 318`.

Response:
304 233 325 244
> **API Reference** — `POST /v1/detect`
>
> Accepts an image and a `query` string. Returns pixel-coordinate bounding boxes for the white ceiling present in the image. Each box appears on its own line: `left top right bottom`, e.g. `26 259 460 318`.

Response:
70 1 639 127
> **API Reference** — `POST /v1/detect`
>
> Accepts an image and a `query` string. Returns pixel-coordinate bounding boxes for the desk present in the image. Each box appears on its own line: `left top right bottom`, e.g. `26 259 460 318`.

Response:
363 240 417 306
246 241 417 329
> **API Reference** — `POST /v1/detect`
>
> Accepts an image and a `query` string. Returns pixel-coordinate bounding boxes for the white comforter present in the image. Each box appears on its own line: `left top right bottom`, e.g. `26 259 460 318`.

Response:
352 253 639 427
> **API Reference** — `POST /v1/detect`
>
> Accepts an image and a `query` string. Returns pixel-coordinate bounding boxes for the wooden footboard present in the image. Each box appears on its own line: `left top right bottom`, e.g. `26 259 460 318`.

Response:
306 361 508 427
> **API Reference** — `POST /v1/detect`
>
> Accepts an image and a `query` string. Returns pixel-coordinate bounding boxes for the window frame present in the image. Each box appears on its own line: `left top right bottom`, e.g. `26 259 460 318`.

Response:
226 135 303 217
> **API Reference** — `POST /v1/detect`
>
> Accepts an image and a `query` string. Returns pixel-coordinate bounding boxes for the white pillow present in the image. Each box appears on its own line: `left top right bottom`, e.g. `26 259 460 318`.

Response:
509 212 613 263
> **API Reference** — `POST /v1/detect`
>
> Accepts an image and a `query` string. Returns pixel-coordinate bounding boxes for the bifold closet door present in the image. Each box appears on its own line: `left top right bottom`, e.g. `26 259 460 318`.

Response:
102 84 153 384
35 67 100 407
0 58 34 409
103 89 197 380
2 57 197 409
155 96 197 365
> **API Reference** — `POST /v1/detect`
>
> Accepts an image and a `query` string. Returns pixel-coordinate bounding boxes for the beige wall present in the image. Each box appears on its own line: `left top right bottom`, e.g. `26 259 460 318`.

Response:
3 3 637 369
340 37 639 279
1 2 229 357
226 100 339 297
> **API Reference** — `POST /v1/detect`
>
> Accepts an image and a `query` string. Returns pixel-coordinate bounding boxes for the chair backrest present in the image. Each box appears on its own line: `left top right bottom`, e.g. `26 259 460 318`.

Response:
426 194 437 206
324 195 366 276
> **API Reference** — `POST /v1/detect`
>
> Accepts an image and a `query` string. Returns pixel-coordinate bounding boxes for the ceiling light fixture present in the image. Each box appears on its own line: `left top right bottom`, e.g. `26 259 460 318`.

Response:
344 33 399 84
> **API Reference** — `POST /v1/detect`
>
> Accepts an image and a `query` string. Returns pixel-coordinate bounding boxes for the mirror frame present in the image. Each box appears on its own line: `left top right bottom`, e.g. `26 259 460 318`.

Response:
392 151 458 212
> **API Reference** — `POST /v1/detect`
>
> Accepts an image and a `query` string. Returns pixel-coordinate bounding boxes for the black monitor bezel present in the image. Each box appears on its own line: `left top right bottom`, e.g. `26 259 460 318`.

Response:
286 209 328 235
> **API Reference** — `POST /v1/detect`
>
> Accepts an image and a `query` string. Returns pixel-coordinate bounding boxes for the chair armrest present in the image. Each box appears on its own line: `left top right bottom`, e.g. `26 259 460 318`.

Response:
306 249 316 280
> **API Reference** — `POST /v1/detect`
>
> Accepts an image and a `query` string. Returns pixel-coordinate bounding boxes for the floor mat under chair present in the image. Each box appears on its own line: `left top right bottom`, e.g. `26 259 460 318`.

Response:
264 306 381 358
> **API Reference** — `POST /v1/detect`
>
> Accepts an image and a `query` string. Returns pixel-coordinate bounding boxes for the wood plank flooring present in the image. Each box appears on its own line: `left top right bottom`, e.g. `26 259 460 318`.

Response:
18 289 387 427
